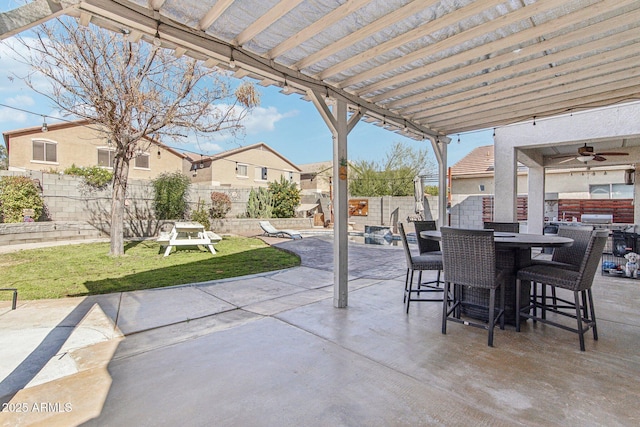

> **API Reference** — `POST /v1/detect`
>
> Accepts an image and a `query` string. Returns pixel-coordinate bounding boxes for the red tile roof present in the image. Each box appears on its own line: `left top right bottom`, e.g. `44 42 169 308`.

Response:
451 145 495 176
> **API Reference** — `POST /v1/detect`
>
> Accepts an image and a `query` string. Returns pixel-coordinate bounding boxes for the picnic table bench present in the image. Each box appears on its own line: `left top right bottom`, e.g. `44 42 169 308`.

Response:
158 222 222 257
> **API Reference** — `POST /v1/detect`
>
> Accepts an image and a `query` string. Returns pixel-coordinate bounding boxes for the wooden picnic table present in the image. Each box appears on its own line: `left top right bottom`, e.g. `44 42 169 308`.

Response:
158 222 221 257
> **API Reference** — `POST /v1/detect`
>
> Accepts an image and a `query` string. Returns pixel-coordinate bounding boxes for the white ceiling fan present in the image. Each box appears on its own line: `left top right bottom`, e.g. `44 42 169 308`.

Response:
553 143 629 163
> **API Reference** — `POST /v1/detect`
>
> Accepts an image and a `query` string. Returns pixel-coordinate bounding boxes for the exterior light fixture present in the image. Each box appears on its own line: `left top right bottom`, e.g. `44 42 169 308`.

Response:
153 21 161 47
229 51 236 68
41 116 48 132
282 77 292 94
153 31 161 47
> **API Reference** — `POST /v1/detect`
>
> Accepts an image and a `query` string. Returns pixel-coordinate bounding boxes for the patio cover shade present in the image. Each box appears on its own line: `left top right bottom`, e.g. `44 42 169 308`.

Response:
3 0 640 139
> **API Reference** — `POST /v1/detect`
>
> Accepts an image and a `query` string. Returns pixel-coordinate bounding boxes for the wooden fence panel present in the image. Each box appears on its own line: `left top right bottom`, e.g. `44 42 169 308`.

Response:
482 198 634 223
558 199 634 223
482 196 528 222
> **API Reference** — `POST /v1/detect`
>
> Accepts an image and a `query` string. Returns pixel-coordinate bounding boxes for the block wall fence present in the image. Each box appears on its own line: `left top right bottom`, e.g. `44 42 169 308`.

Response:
0 171 486 244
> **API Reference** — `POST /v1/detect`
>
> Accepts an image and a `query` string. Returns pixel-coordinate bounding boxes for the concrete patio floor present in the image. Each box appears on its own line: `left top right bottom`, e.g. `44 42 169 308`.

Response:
1 236 639 426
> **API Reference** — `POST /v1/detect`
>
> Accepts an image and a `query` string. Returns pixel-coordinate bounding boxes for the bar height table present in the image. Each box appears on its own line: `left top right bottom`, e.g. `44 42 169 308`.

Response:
420 230 574 324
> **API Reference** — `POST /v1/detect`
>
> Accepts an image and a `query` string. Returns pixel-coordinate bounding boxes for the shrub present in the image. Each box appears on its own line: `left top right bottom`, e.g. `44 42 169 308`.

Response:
190 199 211 230
64 164 113 189
0 176 45 223
246 187 273 218
424 185 439 196
152 171 191 220
269 176 301 218
210 192 232 219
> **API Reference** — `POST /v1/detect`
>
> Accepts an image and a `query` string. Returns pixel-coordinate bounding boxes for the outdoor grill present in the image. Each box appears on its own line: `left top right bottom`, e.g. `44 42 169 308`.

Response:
581 214 614 224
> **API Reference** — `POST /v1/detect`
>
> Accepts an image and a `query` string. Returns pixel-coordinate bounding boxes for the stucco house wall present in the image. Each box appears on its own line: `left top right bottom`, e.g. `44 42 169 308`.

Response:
4 121 185 180
189 143 301 188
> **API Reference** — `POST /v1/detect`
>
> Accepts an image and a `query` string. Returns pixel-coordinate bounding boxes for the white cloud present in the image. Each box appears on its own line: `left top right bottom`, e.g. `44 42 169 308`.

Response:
6 94 35 106
0 36 51 93
0 107 26 123
197 141 223 153
198 104 296 145
243 106 298 135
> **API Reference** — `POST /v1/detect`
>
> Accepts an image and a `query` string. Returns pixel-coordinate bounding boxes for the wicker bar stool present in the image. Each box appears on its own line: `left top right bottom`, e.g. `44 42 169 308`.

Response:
413 221 443 289
413 221 441 255
399 223 444 314
530 226 594 315
515 229 609 351
441 227 506 347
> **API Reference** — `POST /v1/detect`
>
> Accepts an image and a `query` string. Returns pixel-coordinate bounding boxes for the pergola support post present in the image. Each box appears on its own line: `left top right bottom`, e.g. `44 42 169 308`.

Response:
430 137 449 228
494 143 518 223
332 100 349 307
634 168 640 226
526 165 545 234
308 91 361 308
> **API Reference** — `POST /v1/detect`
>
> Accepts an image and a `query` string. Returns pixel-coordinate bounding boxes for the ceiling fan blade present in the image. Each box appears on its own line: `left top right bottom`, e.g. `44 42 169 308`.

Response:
592 155 606 161
557 157 577 164
594 152 629 156
550 154 576 159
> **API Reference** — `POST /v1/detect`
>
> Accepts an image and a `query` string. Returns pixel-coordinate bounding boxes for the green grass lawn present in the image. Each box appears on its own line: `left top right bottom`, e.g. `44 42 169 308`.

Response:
0 236 300 300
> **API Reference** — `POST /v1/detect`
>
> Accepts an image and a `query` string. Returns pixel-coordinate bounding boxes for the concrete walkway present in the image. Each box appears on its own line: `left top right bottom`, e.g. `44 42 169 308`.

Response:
1 237 639 426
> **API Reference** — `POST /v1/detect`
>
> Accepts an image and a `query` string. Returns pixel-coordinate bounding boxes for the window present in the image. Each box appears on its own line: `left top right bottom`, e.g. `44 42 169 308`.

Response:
255 166 267 181
134 153 150 169
589 184 633 199
236 163 248 177
98 148 116 168
32 139 57 163
612 184 633 199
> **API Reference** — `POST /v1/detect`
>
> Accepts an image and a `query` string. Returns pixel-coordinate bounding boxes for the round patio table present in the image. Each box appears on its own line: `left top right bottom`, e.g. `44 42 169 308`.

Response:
420 230 574 325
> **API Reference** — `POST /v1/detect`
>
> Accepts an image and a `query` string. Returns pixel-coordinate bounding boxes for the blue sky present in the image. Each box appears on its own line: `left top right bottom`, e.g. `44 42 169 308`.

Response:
0 4 492 168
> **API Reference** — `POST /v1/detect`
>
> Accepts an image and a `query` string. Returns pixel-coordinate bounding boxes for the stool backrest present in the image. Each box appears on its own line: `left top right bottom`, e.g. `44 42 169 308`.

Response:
483 222 520 233
398 223 414 268
553 226 594 268
441 227 497 289
413 220 440 253
575 229 609 291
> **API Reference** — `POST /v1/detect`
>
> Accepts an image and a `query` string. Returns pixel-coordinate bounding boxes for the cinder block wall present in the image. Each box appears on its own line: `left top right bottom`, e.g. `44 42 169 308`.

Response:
0 221 105 245
447 195 484 229
212 218 313 236
1 171 482 242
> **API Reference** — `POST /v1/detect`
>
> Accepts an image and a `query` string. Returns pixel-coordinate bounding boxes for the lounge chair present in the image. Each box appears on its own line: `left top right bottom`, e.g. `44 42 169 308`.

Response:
259 221 302 240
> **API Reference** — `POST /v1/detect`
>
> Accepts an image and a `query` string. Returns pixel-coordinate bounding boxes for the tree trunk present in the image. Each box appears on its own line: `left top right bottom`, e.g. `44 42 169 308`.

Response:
110 156 130 256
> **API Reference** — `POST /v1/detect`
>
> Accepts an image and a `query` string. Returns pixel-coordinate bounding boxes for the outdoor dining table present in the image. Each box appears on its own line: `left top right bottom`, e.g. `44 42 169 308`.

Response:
420 230 574 325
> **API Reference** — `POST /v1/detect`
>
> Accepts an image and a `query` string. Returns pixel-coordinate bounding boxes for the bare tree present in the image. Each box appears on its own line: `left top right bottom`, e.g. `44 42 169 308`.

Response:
12 18 259 255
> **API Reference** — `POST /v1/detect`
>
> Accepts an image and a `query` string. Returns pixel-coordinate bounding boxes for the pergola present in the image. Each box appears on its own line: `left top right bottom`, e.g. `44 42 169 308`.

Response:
2 0 640 307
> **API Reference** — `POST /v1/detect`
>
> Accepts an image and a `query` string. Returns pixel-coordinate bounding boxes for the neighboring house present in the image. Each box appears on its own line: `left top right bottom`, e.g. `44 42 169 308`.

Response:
188 142 301 189
298 161 332 195
3 122 301 189
450 145 528 196
451 145 633 200
3 120 187 180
